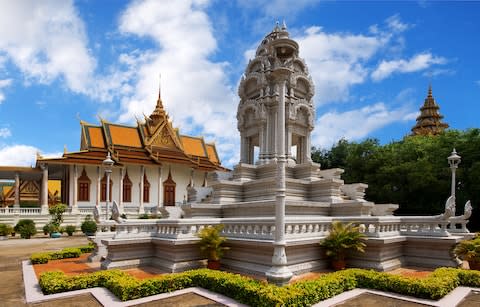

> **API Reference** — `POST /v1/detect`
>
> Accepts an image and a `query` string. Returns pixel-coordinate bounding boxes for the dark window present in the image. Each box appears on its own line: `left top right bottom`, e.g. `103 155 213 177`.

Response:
163 170 176 206
122 171 132 202
143 173 150 203
77 168 90 201
100 174 113 202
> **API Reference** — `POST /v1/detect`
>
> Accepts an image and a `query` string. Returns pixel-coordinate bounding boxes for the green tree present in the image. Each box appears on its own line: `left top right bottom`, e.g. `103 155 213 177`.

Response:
312 129 480 231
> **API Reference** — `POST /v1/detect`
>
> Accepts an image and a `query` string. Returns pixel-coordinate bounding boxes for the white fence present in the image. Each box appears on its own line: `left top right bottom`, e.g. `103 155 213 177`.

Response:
106 215 470 242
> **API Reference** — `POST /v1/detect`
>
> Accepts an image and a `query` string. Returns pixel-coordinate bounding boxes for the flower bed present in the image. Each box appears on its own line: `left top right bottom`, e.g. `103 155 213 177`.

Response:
30 244 94 264
38 267 480 306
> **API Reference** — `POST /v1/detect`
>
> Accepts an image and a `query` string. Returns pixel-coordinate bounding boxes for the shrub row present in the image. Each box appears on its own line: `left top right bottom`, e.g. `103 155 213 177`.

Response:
38 267 480 306
30 244 94 264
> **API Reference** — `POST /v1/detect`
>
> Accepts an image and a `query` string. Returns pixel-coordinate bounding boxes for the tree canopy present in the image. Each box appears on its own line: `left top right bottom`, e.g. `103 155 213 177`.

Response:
312 129 480 231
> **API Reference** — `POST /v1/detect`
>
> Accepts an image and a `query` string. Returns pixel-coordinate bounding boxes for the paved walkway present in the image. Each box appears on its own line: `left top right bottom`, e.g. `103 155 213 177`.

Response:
0 235 90 307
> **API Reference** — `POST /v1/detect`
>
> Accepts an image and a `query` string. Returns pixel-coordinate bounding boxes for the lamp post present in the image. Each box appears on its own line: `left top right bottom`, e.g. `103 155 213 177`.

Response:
447 148 461 201
103 152 114 220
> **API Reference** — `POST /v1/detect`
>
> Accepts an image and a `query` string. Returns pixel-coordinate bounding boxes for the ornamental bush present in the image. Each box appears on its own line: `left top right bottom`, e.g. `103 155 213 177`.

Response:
14 219 37 239
30 244 93 264
0 223 13 236
65 225 76 236
81 215 97 234
37 267 480 306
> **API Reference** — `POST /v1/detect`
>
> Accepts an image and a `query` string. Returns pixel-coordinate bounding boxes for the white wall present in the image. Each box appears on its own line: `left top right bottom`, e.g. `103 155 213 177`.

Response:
68 163 205 208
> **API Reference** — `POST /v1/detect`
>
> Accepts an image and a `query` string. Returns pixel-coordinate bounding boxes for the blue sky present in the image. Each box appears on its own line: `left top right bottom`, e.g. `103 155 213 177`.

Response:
0 0 479 168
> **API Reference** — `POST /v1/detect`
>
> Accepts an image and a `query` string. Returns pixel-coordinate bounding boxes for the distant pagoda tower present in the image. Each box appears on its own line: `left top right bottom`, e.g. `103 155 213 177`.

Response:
411 85 449 136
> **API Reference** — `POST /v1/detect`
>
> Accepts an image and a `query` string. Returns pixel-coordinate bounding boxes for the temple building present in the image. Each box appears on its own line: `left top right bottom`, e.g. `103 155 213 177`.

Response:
0 90 226 214
411 85 449 136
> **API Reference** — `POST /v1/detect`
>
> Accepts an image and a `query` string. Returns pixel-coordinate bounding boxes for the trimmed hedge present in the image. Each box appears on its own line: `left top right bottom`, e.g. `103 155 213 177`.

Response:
30 244 94 264
38 267 480 306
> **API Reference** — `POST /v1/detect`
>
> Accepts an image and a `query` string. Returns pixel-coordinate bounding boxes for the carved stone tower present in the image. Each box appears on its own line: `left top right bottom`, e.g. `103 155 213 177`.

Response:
411 85 449 136
237 22 315 165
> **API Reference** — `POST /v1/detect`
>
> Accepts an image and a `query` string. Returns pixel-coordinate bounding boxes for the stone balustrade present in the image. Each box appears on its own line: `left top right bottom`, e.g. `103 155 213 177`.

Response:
0 207 41 215
103 215 467 243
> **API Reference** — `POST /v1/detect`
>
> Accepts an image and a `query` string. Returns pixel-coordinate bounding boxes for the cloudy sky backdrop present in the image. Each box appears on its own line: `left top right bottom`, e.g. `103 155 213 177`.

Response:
0 0 479 167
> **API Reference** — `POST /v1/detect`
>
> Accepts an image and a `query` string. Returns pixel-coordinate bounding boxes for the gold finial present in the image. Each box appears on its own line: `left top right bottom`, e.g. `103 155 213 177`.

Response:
63 145 67 154
158 73 162 99
428 83 433 98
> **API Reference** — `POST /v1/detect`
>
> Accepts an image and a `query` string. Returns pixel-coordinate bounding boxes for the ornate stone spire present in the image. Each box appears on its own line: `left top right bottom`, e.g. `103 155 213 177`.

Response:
238 23 314 165
411 85 449 136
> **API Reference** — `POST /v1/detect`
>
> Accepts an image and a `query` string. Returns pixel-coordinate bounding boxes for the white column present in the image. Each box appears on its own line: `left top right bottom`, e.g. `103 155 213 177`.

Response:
14 172 20 208
266 79 292 285
157 166 163 212
240 135 247 164
119 167 124 212
139 165 145 214
96 166 100 207
305 134 312 162
40 164 49 214
72 165 78 210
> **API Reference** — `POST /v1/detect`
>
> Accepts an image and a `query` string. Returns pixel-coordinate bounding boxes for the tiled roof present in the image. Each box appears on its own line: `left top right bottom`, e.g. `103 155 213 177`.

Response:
205 144 219 164
105 123 143 148
40 92 227 171
86 126 105 148
180 136 207 157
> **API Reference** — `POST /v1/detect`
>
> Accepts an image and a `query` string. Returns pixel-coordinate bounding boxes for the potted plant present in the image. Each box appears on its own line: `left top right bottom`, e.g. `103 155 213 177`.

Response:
320 221 366 270
454 235 480 270
65 225 76 236
0 223 13 240
48 204 67 238
14 219 37 239
43 224 52 235
81 215 97 236
197 224 229 270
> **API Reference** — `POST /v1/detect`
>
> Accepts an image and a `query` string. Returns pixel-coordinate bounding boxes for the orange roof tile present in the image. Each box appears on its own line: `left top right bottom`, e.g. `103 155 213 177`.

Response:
108 125 142 148
181 136 206 157
205 144 219 164
87 127 105 148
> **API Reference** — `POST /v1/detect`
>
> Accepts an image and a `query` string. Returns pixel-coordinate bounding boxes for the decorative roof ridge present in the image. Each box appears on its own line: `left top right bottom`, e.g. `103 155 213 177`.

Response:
80 120 100 127
103 121 139 129
180 134 205 140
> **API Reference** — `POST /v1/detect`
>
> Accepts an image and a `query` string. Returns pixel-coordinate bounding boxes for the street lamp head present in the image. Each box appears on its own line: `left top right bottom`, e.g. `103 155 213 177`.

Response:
103 152 115 171
447 148 461 168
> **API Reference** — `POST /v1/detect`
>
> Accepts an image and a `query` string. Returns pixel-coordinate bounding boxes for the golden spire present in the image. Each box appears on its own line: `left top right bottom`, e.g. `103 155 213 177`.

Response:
149 74 167 125
411 84 449 136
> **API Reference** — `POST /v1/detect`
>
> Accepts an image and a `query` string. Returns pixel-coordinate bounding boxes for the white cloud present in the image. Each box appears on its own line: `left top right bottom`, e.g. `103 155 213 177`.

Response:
0 128 11 138
385 14 410 33
372 53 447 81
115 0 239 165
0 145 61 166
0 144 63 167
312 102 416 148
0 78 12 103
0 1 96 96
295 26 384 104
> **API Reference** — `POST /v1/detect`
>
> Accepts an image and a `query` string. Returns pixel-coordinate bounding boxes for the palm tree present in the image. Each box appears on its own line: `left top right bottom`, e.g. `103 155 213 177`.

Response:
320 221 366 270
197 224 229 269
454 236 480 270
